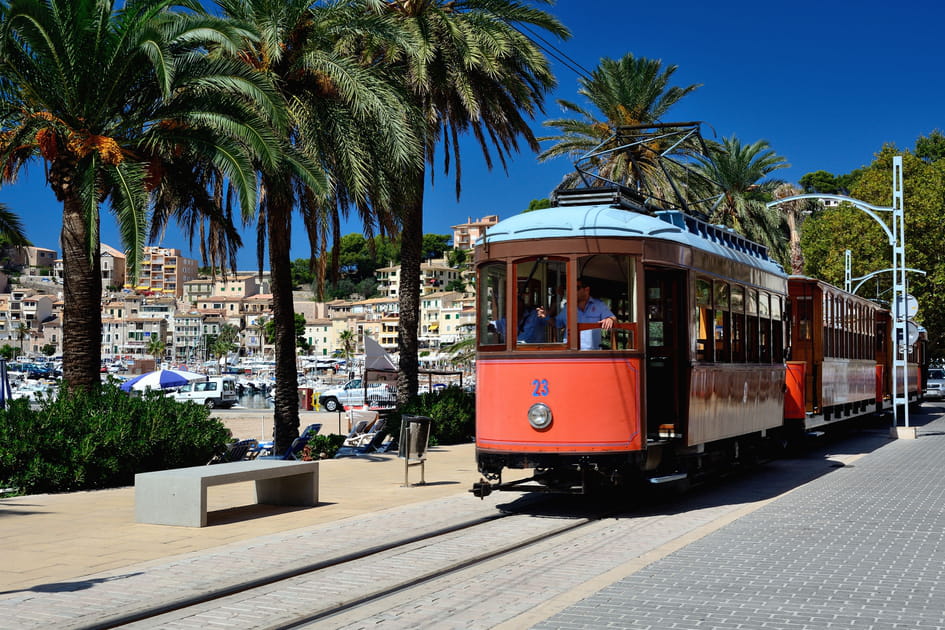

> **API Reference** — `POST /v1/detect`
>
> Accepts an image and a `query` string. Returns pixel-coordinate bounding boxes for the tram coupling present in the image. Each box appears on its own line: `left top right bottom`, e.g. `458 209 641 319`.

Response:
471 479 493 499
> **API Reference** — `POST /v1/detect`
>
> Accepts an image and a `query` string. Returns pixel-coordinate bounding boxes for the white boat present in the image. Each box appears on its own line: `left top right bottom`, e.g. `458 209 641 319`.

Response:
11 381 57 401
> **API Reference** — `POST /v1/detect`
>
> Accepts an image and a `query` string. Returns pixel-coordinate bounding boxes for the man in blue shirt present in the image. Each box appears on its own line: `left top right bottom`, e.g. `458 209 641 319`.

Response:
538 277 615 349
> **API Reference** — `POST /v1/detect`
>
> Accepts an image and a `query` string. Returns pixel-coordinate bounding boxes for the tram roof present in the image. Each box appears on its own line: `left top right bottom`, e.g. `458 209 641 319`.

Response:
479 205 785 275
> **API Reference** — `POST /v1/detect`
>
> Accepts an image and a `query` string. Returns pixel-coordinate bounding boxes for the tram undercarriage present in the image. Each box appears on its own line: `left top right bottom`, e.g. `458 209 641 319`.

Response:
472 430 785 498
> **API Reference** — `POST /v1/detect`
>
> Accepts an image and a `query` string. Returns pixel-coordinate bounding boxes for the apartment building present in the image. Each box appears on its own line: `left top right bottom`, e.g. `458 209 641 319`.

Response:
132 246 198 298
376 258 462 298
451 215 499 251
101 244 126 290
183 272 269 305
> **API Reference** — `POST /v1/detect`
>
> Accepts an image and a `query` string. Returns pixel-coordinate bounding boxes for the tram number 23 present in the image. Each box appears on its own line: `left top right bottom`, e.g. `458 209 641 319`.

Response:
532 379 550 397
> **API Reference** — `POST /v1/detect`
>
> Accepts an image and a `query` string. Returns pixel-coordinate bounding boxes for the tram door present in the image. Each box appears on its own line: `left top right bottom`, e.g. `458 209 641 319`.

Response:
644 269 686 438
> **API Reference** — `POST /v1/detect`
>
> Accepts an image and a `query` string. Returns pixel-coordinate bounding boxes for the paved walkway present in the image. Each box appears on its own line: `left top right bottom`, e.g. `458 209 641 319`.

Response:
4 406 945 629
536 405 945 630
0 443 484 593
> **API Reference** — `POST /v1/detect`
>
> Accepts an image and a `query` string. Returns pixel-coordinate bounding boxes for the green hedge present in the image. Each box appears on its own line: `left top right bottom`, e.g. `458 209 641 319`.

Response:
392 386 475 446
0 383 231 495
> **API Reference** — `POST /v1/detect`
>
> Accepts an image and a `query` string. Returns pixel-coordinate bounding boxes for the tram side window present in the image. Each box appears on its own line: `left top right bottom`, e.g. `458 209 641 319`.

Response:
759 292 771 363
695 277 712 361
772 295 784 363
714 281 731 363
478 262 507 347
514 258 567 347
823 294 833 358
746 289 759 362
731 285 746 362
796 295 813 342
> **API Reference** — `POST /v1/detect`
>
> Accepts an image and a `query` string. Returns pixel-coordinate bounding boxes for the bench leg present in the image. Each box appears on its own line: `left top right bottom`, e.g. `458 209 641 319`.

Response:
255 470 318 506
135 475 206 527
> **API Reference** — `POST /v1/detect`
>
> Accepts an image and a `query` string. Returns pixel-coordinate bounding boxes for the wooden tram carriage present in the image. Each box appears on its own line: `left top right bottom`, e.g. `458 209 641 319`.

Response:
473 193 921 496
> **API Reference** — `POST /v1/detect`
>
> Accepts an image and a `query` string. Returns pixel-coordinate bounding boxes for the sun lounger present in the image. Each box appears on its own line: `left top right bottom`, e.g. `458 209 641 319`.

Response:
208 438 259 464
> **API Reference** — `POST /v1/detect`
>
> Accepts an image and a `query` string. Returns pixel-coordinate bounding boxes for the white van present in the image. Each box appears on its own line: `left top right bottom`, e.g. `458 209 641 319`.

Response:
172 376 238 409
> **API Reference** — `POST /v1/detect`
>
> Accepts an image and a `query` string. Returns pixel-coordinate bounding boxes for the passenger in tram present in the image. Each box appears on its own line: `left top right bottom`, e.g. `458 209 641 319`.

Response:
494 295 547 343
538 276 616 349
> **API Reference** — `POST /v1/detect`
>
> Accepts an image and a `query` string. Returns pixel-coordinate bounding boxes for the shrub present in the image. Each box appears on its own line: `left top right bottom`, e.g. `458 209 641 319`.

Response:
393 386 475 446
0 383 231 495
304 433 347 459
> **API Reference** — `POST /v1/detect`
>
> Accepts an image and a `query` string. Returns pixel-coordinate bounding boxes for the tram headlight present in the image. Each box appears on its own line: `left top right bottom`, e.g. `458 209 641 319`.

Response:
527 402 553 430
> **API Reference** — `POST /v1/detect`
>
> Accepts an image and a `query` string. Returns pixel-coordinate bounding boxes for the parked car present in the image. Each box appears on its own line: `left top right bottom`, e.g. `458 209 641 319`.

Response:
318 378 396 412
924 367 945 400
172 376 238 409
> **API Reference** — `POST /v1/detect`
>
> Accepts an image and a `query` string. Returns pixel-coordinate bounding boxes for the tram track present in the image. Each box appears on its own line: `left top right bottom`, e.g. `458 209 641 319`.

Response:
102 497 618 629
90 510 513 629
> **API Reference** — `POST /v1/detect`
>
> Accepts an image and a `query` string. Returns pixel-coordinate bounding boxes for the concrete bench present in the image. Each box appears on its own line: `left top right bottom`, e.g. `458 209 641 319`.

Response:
134 460 319 527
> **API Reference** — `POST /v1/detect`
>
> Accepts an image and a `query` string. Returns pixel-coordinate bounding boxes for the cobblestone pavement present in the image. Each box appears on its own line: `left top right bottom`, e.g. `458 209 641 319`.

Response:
4 407 944 629
535 408 945 630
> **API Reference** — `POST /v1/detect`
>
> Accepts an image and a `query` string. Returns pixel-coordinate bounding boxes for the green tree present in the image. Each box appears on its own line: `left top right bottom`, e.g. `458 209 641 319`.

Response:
338 329 355 369
210 324 240 359
447 248 468 268
916 129 945 163
799 145 945 358
0 344 16 360
525 198 552 212
14 323 27 356
146 336 167 362
0 203 29 248
539 52 700 194
291 258 315 287
0 0 278 392
366 0 568 404
695 136 790 261
215 0 416 452
799 170 843 194
421 234 450 261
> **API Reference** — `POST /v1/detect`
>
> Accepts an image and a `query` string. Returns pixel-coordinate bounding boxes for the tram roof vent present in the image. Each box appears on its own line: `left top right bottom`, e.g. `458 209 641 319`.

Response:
552 186 655 213
656 210 773 262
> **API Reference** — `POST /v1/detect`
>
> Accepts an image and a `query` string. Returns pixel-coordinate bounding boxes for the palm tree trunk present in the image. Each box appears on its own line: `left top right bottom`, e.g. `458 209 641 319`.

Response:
266 187 301 453
396 176 423 405
60 194 103 392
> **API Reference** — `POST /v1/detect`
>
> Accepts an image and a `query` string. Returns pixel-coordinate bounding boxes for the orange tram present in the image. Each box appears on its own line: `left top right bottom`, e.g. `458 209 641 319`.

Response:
472 193 924 496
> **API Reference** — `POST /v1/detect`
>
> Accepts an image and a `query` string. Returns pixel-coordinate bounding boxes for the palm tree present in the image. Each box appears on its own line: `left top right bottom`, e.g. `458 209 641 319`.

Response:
774 183 809 274
0 203 29 248
0 0 281 392
363 0 569 404
213 0 416 452
146 336 167 363
338 328 355 371
539 52 701 198
14 322 27 356
695 136 790 260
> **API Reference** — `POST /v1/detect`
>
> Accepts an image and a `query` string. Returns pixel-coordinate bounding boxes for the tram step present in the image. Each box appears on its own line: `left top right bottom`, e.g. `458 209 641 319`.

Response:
648 472 688 485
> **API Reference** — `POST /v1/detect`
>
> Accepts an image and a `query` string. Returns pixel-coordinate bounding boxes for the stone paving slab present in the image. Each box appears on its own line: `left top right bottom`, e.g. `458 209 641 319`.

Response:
535 408 945 630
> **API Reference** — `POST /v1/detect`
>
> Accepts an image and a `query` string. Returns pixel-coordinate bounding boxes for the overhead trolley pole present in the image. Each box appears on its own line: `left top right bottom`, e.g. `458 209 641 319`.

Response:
768 156 910 431
891 156 909 429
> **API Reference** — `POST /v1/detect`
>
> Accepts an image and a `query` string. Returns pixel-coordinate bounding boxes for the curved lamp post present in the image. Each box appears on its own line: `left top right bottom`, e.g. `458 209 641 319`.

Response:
767 156 911 430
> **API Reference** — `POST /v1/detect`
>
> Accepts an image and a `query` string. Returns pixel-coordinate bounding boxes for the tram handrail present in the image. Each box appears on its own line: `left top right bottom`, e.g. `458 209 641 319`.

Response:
577 321 637 350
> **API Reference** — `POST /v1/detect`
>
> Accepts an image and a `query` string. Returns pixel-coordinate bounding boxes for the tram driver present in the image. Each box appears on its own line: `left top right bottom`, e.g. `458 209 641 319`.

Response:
537 276 616 349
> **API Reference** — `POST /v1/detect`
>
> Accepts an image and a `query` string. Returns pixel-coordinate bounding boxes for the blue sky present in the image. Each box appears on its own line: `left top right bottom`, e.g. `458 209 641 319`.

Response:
0 0 940 270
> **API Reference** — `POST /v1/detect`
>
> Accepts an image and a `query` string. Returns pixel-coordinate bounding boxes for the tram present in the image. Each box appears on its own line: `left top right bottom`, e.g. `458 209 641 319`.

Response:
472 189 922 496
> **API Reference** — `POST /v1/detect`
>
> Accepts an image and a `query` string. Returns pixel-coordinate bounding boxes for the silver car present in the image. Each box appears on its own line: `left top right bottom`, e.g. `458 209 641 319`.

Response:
925 368 945 400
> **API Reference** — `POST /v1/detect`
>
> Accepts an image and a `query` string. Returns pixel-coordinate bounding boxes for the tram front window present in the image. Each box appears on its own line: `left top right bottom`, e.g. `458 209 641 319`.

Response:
479 262 507 346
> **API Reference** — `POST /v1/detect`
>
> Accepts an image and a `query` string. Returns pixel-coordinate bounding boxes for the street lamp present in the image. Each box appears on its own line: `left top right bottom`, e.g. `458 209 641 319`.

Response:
767 156 911 432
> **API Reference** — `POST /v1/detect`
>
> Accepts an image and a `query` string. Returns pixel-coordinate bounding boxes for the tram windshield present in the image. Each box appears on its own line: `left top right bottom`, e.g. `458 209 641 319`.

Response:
478 254 638 351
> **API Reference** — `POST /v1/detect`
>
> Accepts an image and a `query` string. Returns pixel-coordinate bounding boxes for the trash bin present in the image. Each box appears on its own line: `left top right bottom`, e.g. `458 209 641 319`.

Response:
398 415 431 461
298 387 313 411
399 415 432 486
